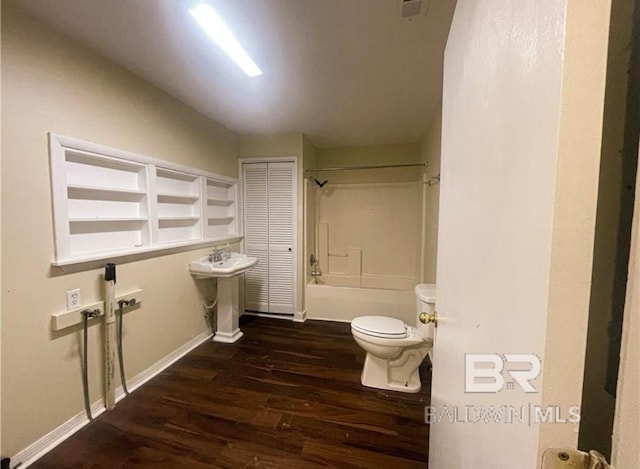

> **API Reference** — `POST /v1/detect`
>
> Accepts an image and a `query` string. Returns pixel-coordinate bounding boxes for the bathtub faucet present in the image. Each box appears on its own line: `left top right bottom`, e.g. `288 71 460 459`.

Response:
310 254 322 284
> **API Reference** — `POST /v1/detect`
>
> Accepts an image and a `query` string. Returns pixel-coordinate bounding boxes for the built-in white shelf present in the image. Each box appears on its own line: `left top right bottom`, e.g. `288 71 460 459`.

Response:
207 197 234 206
157 193 200 204
65 149 145 173
69 217 148 223
208 217 235 225
67 185 147 201
158 216 200 223
49 134 241 266
156 167 199 181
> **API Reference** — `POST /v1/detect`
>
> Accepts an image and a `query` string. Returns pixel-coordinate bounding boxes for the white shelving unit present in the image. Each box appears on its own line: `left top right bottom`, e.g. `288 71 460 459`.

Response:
155 167 202 244
205 178 237 239
49 134 241 266
59 149 151 260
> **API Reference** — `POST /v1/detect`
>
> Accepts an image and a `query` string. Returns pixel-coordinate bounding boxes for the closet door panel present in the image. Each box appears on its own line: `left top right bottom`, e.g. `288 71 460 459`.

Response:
267 162 295 246
244 245 269 312
243 163 269 245
243 163 269 312
267 162 295 313
268 245 294 313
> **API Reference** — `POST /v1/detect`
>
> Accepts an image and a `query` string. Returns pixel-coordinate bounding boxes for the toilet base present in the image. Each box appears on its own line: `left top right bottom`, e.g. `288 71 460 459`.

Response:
360 353 423 394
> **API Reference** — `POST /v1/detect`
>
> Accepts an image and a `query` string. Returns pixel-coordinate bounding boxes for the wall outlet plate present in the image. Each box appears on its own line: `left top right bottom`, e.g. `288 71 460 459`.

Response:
66 289 81 310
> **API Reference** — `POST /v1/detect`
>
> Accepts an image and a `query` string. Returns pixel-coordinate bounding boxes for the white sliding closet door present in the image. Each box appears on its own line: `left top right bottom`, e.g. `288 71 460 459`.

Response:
242 161 295 314
243 163 269 312
267 162 295 313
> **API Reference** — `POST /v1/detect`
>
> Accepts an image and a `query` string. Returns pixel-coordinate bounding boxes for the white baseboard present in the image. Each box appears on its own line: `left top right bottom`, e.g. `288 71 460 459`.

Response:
293 310 307 323
10 330 212 469
306 316 351 323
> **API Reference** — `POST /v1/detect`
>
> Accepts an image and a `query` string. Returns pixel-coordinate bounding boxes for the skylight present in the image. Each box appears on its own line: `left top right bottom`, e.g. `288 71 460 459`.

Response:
189 3 263 77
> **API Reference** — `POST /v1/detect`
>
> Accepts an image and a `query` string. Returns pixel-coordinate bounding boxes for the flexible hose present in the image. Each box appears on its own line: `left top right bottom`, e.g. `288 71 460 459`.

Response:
203 296 217 335
82 312 93 421
116 302 129 396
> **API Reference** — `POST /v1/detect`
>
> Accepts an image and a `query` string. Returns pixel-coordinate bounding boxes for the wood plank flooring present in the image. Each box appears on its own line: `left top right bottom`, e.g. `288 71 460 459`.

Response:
32 316 430 468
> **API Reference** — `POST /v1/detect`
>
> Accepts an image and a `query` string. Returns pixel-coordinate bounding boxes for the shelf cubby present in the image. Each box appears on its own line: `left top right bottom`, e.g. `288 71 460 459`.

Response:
57 147 151 259
65 150 147 192
204 178 237 239
68 219 149 257
157 217 200 244
155 167 203 244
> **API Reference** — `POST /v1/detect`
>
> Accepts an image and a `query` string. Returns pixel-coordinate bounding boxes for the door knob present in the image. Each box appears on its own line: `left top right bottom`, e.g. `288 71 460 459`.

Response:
419 312 438 327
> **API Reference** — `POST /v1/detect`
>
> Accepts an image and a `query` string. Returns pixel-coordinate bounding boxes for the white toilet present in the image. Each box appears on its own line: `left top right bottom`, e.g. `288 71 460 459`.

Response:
351 284 436 393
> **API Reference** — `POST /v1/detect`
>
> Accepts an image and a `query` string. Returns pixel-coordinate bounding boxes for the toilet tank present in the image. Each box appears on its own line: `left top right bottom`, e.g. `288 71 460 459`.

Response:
415 283 436 340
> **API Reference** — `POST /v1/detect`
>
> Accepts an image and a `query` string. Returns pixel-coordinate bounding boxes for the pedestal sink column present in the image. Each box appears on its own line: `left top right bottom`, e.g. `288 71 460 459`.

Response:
213 276 243 343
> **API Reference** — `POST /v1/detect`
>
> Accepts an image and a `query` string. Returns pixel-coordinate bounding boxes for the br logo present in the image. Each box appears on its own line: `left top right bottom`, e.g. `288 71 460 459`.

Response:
465 354 541 393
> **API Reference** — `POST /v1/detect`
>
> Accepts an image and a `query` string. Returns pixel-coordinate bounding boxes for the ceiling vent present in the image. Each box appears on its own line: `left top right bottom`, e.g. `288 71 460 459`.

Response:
401 0 426 19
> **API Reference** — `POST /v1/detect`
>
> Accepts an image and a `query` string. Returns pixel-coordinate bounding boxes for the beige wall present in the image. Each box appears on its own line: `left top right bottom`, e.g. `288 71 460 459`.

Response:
302 135 318 170
1 4 238 457
316 143 422 184
539 0 611 455
238 133 303 159
420 111 442 283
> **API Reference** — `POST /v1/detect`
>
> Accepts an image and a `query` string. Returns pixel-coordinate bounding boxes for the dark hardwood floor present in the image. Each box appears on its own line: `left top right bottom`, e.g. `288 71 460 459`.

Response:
32 316 430 468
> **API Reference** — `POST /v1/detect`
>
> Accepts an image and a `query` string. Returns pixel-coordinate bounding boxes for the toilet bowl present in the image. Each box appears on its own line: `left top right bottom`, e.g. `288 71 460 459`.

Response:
351 284 436 393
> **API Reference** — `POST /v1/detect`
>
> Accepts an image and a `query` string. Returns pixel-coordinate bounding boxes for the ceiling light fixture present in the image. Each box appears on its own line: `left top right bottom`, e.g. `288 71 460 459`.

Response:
189 3 263 77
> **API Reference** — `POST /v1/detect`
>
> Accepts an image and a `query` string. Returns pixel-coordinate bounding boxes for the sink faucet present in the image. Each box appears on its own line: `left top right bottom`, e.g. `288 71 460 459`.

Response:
210 247 223 263
209 246 231 262
210 246 232 263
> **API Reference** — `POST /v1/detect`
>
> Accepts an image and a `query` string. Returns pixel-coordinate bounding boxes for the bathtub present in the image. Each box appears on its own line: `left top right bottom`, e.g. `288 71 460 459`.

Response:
305 282 416 324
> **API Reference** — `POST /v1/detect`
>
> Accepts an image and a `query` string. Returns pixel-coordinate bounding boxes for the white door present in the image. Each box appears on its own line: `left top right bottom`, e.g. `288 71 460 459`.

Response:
428 1 571 468
242 161 295 314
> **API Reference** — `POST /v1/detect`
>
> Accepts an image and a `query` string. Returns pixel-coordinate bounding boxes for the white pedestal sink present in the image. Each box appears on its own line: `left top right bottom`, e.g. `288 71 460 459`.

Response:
189 252 258 343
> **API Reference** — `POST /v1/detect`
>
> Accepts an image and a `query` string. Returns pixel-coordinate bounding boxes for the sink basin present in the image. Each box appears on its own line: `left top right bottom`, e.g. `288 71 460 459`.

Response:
189 252 258 279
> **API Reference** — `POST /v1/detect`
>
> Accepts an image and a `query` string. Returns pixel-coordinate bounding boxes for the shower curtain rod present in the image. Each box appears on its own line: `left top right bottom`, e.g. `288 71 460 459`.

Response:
304 162 428 172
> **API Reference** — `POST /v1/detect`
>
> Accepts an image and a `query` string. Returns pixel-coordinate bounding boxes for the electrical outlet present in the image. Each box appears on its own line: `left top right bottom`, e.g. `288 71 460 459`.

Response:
66 289 81 310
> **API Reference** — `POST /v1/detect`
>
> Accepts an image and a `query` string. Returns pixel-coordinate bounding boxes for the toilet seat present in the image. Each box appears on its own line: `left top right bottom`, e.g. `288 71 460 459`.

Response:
351 316 407 339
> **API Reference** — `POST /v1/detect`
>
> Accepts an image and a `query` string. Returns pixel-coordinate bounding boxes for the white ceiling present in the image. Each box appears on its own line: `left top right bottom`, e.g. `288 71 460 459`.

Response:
13 0 456 148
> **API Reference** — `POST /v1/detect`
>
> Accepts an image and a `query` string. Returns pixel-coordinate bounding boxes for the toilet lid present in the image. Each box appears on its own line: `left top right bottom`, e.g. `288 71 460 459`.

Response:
351 316 408 339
